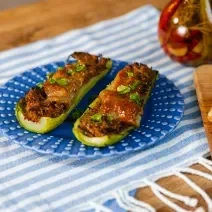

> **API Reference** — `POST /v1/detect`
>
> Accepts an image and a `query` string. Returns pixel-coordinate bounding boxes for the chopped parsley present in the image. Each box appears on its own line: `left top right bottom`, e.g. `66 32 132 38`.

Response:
91 113 102 122
117 85 131 94
130 92 142 105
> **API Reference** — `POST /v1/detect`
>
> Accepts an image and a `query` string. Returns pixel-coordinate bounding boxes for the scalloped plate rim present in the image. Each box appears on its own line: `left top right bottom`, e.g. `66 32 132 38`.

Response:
0 59 185 158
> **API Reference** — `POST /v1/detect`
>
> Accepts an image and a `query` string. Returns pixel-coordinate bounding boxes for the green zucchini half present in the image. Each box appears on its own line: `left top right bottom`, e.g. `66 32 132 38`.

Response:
73 119 134 147
15 60 112 134
73 65 158 147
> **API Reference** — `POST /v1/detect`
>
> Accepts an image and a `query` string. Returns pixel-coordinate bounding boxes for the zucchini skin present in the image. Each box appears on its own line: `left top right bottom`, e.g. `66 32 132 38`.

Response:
73 68 158 147
73 118 133 147
15 60 112 134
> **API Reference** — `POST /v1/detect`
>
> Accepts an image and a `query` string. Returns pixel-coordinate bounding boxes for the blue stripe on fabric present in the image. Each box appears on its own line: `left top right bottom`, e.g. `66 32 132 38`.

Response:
56 137 207 210
0 34 159 79
0 37 159 81
185 100 198 110
91 139 207 212
145 58 192 77
10 139 207 211
0 153 43 172
184 103 198 113
0 10 158 71
0 42 186 85
0 139 9 147
183 90 196 99
70 143 207 209
1 121 203 207
126 47 165 64
0 33 190 84
0 147 25 160
0 156 94 183
0 27 158 77
81 5 158 33
112 41 160 62
127 47 193 76
178 80 193 90
184 111 201 120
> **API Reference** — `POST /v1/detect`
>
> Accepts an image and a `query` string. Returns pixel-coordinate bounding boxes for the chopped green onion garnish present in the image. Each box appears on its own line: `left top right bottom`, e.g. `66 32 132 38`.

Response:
47 72 54 79
91 113 102 122
70 108 84 121
57 67 64 71
107 114 114 122
49 78 56 84
36 82 43 88
117 85 131 94
129 80 141 90
127 71 134 77
105 60 112 69
56 78 69 86
130 92 142 105
75 63 86 72
67 69 74 75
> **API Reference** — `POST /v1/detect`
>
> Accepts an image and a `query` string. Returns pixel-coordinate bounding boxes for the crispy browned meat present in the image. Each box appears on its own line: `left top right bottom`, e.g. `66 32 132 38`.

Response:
78 101 130 137
22 88 68 122
78 63 156 137
72 52 99 65
110 63 155 92
99 90 142 126
72 52 109 77
22 52 109 122
24 88 46 111
44 82 70 103
24 102 67 123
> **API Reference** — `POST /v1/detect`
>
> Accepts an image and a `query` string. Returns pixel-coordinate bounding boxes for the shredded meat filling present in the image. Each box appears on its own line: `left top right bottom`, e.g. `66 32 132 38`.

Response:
78 101 131 137
21 88 68 122
78 63 157 137
21 52 109 122
99 90 142 126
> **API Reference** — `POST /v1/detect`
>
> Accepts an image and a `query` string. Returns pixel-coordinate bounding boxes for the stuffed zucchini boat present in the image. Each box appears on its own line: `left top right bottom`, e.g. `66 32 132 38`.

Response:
73 63 158 147
15 52 112 133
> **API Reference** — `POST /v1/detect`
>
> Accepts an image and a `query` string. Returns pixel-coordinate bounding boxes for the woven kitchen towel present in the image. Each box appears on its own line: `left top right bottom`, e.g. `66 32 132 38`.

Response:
0 5 209 212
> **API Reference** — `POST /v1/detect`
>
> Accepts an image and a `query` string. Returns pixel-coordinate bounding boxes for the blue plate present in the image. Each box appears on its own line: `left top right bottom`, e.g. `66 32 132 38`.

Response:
0 60 184 158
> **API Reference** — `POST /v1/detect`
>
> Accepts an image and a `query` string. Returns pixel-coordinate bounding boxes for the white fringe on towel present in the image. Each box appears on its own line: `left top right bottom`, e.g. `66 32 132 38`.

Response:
70 156 212 212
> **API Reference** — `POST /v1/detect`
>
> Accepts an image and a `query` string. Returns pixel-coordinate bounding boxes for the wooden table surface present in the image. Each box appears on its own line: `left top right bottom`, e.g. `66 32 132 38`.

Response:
0 0 169 51
0 0 211 211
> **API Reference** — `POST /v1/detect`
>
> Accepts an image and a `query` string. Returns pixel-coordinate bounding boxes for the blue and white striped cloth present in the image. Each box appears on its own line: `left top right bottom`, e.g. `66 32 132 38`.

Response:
0 5 209 212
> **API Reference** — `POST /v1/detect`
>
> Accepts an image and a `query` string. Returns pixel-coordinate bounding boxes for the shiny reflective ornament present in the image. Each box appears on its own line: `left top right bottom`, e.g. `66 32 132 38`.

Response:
158 0 212 66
